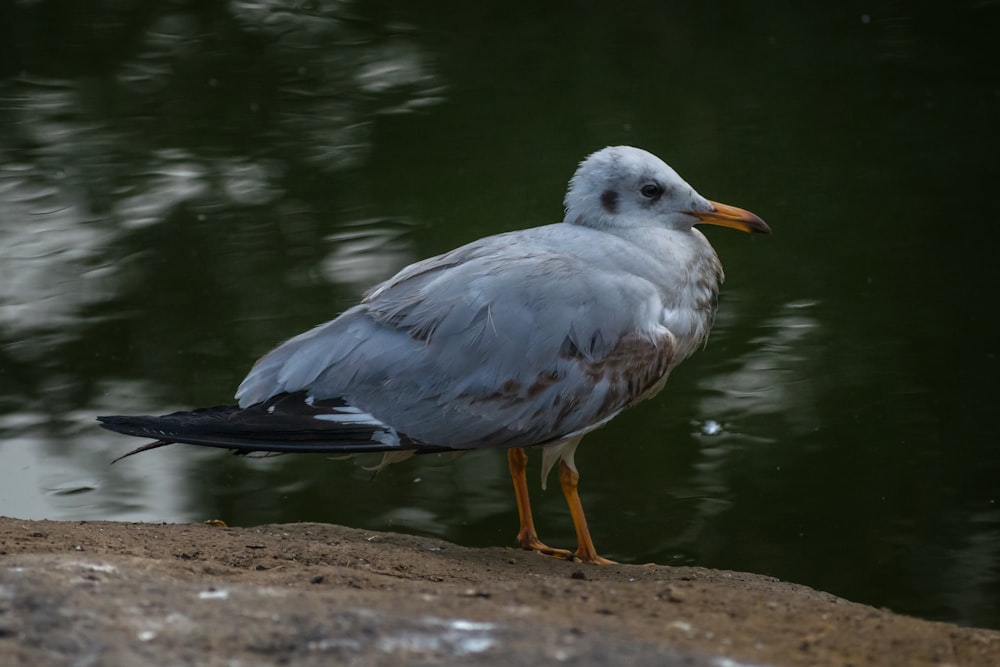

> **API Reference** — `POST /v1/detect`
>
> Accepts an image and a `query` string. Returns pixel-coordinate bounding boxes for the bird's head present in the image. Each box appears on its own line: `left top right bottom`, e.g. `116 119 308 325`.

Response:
563 146 770 235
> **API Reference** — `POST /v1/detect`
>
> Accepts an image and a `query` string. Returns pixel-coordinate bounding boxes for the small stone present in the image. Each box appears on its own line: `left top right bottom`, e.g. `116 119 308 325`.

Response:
462 589 492 598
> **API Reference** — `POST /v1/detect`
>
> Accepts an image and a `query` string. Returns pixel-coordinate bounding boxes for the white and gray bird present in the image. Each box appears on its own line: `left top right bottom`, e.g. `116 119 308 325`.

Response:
99 146 770 564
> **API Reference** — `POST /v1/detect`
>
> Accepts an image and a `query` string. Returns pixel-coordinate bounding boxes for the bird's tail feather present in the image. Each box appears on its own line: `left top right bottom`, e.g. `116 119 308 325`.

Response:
98 391 447 461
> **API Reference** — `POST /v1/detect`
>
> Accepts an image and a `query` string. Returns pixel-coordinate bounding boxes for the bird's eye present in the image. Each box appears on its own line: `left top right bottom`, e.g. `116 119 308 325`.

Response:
640 183 663 199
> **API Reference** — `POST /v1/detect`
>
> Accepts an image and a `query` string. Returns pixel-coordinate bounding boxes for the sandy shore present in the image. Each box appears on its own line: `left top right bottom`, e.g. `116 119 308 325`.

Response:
1 517 997 666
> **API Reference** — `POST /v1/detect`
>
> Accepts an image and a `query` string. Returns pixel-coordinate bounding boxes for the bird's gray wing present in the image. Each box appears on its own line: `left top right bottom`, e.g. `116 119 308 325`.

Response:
236 230 677 449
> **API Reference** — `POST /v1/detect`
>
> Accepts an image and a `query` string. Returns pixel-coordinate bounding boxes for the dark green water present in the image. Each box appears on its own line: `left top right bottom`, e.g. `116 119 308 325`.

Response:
1 1 998 629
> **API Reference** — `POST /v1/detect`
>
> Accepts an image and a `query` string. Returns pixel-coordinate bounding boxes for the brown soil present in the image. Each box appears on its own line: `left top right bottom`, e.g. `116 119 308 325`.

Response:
0 516 997 666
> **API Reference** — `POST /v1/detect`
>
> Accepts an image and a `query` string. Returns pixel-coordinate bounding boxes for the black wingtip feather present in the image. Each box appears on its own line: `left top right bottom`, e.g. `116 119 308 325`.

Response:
98 392 451 459
109 438 175 464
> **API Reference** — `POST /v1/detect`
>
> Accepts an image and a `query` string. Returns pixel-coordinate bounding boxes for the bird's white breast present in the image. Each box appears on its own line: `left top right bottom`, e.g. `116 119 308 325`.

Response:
605 226 722 362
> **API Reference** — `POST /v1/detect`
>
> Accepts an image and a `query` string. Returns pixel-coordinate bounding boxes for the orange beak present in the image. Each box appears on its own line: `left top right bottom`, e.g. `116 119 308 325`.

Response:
692 200 771 234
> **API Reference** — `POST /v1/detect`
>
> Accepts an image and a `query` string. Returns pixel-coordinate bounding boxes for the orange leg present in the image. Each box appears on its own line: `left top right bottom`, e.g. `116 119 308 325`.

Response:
558 459 616 565
507 448 573 559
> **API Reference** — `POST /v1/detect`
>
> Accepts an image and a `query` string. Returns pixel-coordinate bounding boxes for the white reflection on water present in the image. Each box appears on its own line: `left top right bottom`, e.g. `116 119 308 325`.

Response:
220 158 287 207
0 380 192 522
0 158 119 347
674 299 822 537
356 40 449 115
0 82 113 344
0 423 183 524
114 150 210 230
321 218 417 289
230 0 445 170
699 299 821 433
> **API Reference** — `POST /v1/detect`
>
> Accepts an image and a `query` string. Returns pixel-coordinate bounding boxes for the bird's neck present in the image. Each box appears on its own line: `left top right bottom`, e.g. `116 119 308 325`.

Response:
667 234 724 361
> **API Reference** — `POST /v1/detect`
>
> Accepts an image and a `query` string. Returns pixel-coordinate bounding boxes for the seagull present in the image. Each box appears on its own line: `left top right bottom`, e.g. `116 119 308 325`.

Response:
99 146 770 564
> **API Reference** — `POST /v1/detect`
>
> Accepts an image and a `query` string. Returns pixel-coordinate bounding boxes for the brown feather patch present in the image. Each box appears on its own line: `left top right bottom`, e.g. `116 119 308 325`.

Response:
569 330 676 413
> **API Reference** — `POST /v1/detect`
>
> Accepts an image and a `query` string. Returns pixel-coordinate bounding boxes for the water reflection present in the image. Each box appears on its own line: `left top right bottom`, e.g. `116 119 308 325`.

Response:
0 0 443 525
626 298 822 561
702 299 822 432
321 218 417 289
